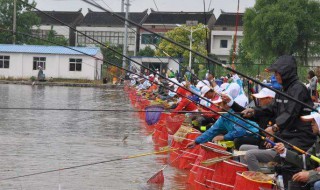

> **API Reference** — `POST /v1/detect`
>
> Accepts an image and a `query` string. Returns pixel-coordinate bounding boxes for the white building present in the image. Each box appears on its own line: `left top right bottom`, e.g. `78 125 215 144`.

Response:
0 44 103 80
140 9 216 50
210 12 244 63
76 9 148 54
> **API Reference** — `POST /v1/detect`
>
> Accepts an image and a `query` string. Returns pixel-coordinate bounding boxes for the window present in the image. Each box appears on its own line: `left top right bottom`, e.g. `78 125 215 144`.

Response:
69 58 82 71
0 56 10 69
33 57 46 70
141 34 162 45
220 40 228 48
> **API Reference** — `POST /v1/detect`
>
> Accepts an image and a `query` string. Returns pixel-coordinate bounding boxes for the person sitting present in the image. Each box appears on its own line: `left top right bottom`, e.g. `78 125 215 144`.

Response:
192 86 221 132
186 94 259 147
274 110 320 190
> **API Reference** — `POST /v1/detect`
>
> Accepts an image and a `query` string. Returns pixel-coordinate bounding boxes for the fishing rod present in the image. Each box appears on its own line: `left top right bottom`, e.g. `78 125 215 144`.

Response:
6 1 318 163
81 0 319 114
0 105 232 114
5 27 320 164
0 148 180 181
16 1 271 138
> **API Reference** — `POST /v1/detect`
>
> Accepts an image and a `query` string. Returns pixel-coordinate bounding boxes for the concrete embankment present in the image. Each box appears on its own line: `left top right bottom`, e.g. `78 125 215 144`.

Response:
0 80 123 89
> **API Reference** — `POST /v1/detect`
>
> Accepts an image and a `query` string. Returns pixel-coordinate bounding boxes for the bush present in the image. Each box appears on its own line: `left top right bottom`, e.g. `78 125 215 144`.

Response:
30 76 36 81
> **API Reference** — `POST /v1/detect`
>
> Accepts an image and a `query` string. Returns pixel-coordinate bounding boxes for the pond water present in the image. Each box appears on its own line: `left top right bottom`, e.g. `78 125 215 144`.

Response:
0 84 191 190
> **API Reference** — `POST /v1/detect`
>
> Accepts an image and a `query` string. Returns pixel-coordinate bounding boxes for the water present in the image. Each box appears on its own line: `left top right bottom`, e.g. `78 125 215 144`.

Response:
0 84 190 190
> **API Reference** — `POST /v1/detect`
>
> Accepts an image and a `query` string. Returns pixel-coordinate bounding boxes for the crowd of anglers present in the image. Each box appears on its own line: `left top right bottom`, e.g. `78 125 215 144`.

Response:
123 55 320 190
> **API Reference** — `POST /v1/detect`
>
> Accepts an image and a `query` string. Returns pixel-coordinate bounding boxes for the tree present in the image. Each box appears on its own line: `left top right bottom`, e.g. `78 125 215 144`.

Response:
0 0 40 44
242 0 320 65
101 43 123 67
155 24 208 70
137 46 155 57
32 26 68 46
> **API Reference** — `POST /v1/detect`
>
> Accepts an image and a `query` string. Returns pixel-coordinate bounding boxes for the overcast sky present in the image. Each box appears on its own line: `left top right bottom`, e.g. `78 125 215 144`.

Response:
35 0 255 16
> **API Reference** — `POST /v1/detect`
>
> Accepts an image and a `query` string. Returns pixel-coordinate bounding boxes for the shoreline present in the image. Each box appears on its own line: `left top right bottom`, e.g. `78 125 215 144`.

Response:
0 80 123 89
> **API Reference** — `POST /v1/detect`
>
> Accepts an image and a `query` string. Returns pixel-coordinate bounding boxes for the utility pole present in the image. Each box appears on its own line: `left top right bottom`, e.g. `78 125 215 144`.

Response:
121 0 125 12
122 0 129 69
13 0 17 44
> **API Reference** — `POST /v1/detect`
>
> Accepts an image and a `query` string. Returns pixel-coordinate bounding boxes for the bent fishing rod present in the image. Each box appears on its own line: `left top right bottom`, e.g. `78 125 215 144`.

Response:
80 0 319 114
22 0 319 163
0 148 180 181
15 2 277 136
5 27 320 164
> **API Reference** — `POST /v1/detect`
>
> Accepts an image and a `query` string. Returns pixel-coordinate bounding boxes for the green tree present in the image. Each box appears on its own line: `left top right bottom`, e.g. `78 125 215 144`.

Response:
0 0 40 44
155 23 208 70
101 43 123 66
242 0 320 65
137 46 155 57
32 26 68 46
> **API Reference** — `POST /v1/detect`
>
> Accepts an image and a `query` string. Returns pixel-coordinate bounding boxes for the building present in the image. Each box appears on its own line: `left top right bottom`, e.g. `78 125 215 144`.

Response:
0 44 103 80
140 9 216 50
76 9 148 54
210 11 244 63
130 56 180 75
32 10 84 46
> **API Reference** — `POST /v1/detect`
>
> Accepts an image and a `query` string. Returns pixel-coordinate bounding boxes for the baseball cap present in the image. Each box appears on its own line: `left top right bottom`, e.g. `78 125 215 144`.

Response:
196 80 210 89
301 107 320 128
211 96 223 104
252 88 276 99
201 86 211 96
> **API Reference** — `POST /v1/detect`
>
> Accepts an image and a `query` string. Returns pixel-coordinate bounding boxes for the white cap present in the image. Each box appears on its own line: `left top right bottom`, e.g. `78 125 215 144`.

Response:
301 107 320 129
211 96 223 104
149 74 154 77
196 80 210 89
201 86 211 96
252 88 276 99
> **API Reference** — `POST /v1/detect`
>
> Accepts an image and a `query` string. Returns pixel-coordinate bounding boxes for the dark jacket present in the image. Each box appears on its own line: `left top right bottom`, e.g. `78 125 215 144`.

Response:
231 102 275 129
254 55 316 151
282 137 320 183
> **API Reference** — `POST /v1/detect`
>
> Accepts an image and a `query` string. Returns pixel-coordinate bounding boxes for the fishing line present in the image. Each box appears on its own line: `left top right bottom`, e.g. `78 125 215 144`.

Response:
3 27 319 164
0 148 180 181
80 0 319 114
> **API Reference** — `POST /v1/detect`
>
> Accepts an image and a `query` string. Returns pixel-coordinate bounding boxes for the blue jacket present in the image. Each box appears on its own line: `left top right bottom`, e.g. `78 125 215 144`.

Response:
195 110 259 144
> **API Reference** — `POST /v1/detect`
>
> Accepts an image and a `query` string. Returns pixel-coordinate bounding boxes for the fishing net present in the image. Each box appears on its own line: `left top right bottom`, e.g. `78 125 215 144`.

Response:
233 171 274 190
145 105 164 125
147 169 164 184
166 115 185 135
201 155 233 166
241 171 273 183
173 125 193 142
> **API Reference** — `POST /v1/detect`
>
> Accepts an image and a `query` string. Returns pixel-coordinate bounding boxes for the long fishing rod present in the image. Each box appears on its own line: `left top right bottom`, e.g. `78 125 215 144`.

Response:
16 1 271 141
5 1 318 163
4 27 320 164
0 105 232 114
0 148 179 181
81 0 319 114
40 1 320 164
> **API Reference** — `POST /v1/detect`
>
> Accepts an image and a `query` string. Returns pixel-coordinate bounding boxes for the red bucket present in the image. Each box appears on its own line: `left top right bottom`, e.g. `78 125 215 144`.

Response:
207 160 248 190
166 115 185 135
188 142 227 185
233 172 273 190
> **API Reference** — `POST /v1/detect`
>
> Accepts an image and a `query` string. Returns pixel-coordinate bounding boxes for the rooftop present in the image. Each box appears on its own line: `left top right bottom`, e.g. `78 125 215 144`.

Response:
79 9 148 27
214 12 244 26
144 9 215 25
0 44 100 56
34 10 84 26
